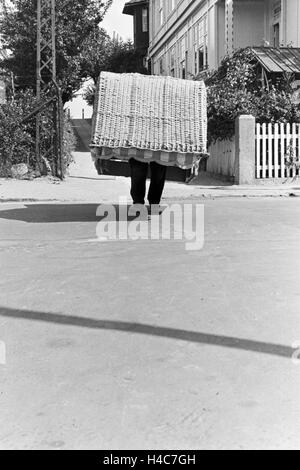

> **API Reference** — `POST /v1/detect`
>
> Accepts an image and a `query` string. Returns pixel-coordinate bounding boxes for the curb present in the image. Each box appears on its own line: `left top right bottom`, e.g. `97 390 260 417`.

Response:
1 192 299 204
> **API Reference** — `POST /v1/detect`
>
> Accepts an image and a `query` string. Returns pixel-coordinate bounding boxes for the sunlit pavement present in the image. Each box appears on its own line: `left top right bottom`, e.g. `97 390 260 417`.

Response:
1 152 300 204
0 195 300 450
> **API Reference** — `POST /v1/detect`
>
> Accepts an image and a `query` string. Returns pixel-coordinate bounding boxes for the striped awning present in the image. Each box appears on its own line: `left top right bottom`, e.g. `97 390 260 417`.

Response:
251 47 300 74
91 146 204 171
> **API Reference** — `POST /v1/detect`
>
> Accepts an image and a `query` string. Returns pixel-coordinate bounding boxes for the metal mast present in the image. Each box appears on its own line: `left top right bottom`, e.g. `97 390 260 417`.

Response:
36 0 63 178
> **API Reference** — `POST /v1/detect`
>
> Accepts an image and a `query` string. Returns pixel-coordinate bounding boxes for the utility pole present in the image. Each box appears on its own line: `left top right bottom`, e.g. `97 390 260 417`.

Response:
36 0 64 178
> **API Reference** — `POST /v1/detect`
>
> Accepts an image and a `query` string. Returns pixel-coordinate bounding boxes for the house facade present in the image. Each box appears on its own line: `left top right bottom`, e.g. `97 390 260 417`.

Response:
123 0 150 68
148 0 300 78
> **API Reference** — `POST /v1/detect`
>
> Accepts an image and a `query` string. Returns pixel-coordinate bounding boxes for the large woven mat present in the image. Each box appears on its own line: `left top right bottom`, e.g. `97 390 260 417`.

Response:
90 72 207 155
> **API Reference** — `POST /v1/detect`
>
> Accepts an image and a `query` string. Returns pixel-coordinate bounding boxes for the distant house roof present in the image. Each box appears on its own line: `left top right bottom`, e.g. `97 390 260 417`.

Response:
251 47 300 74
123 0 148 16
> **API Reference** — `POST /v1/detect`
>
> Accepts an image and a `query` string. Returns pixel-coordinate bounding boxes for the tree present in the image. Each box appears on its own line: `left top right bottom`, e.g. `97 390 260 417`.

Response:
81 36 149 106
79 27 111 84
0 0 112 102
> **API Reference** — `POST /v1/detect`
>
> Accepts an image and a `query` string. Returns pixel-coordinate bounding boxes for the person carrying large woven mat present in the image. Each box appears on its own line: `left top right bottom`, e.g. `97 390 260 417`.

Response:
90 72 207 206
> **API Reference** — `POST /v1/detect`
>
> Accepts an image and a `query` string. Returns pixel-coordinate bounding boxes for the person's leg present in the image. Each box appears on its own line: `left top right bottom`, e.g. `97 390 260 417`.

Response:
148 162 167 205
129 158 148 205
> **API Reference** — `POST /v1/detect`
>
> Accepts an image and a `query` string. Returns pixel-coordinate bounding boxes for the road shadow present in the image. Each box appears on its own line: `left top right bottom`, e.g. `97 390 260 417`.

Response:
187 172 233 187
0 306 295 359
0 204 165 224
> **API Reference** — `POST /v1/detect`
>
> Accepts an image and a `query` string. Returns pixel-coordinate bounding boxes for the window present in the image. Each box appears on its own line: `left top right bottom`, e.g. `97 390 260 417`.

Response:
142 8 148 33
185 51 188 79
274 0 281 23
198 48 204 71
180 36 187 79
159 57 164 75
274 23 280 47
181 60 186 79
273 0 281 47
170 47 175 76
170 48 175 69
193 15 208 74
181 36 186 61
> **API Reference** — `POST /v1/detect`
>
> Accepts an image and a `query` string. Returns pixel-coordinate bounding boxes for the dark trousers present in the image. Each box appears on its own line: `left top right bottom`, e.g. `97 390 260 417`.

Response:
129 159 167 205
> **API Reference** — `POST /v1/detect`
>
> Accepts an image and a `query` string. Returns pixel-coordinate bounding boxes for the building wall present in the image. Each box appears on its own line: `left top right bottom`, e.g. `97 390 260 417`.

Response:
263 0 282 46
148 0 300 78
233 1 265 49
217 1 226 64
283 0 300 47
253 0 300 48
149 0 217 78
133 4 149 52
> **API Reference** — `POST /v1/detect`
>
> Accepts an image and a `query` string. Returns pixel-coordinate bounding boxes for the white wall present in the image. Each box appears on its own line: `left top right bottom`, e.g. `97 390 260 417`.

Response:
264 0 300 47
217 1 226 64
233 0 265 48
207 4 218 70
284 0 300 47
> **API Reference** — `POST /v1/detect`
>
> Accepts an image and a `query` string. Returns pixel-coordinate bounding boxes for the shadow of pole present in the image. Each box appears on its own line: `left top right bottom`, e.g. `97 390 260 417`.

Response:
0 306 294 359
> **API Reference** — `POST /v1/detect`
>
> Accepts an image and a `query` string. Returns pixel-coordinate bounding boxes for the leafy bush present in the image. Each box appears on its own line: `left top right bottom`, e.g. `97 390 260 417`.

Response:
83 83 97 107
0 0 113 103
206 48 300 144
0 90 34 176
0 89 76 177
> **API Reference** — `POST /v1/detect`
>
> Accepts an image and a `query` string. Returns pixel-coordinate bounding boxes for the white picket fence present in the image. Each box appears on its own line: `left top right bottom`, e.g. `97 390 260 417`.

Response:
256 123 300 179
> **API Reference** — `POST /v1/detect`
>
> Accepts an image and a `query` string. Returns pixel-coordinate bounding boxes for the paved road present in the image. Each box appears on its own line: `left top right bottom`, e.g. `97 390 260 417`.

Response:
0 197 300 449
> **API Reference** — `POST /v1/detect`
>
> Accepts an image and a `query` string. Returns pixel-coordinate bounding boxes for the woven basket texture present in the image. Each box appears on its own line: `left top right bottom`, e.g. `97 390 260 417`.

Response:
90 72 207 155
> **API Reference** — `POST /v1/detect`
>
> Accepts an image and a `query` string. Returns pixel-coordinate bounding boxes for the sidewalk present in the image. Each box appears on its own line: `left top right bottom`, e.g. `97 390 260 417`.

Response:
1 152 299 203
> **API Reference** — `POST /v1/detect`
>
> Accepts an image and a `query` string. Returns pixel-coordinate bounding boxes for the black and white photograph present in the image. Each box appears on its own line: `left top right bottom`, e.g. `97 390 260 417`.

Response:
0 0 300 452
